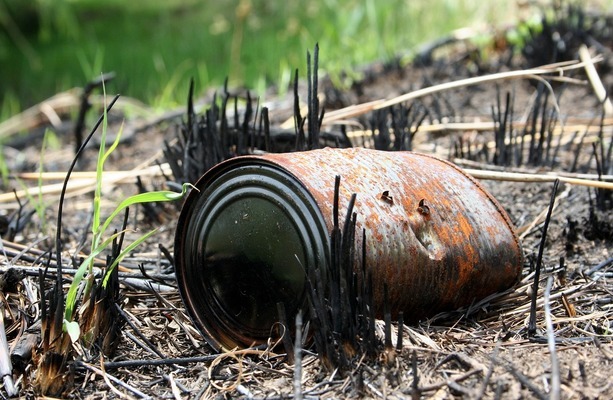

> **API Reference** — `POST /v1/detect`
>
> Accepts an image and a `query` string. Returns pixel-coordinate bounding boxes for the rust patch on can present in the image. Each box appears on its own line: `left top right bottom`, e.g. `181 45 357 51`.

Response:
252 148 522 319
175 147 523 349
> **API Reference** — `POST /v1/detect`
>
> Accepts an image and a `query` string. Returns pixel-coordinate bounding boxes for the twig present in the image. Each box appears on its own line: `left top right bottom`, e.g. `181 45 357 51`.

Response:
344 117 613 137
0 90 151 140
436 352 486 373
13 164 172 181
121 278 175 292
99 354 129 399
501 359 547 400
544 276 560 400
124 331 163 360
455 158 613 181
165 372 184 400
282 60 605 131
208 351 243 392
502 280 597 317
476 344 500 400
586 256 613 276
447 379 474 397
0 265 175 283
365 380 385 398
104 355 218 370
115 304 167 359
0 302 17 397
518 183 569 240
416 369 481 393
294 311 303 400
303 378 345 395
76 361 151 399
276 303 294 365
592 336 613 361
236 384 254 399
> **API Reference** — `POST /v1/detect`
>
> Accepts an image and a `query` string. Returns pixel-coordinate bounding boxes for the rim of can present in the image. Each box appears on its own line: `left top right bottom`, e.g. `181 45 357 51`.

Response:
174 157 330 351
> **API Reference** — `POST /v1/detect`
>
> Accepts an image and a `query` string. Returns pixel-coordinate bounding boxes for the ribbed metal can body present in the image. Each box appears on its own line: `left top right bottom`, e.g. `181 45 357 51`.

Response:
175 147 523 351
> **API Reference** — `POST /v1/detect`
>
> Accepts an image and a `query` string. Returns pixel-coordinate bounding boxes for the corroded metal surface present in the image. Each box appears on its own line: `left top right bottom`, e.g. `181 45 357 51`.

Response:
258 148 522 319
175 147 523 349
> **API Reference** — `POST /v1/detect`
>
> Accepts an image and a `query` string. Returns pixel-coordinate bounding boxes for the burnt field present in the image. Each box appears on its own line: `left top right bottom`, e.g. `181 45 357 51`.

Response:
0 4 612 399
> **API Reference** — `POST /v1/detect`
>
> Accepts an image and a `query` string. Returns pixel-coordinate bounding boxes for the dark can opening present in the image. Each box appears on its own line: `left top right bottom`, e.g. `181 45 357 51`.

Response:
175 161 329 351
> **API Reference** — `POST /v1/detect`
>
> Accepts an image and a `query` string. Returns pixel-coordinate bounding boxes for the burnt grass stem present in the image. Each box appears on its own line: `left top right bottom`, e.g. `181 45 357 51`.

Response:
410 350 420 400
293 68 306 150
592 108 613 209
277 302 295 365
74 73 116 154
294 44 323 151
528 179 560 336
307 175 379 372
307 43 320 150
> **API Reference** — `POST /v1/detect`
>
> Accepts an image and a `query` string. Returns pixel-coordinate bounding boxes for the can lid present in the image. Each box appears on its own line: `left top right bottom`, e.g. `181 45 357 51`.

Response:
175 158 329 351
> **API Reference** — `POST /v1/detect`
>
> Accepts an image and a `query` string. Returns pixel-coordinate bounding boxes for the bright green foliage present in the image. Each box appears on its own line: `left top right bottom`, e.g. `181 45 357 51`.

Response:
1 0 519 118
506 14 544 53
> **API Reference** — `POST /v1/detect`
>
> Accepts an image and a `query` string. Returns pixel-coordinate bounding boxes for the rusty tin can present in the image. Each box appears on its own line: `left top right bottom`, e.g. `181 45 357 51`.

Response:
174 147 523 351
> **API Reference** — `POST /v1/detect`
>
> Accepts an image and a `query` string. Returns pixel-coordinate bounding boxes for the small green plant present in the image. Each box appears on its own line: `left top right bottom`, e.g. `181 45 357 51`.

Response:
35 89 192 395
62 92 192 341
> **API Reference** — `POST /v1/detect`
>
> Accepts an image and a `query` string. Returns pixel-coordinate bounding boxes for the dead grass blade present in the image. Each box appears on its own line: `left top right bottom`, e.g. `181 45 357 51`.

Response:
544 276 561 400
76 360 149 399
0 164 173 206
463 168 613 189
315 57 603 127
579 45 613 117
0 90 151 140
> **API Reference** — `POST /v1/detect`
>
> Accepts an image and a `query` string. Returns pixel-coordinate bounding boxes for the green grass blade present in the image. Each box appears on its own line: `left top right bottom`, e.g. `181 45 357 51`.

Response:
64 231 123 321
99 182 193 235
92 95 108 241
102 121 123 164
102 228 158 288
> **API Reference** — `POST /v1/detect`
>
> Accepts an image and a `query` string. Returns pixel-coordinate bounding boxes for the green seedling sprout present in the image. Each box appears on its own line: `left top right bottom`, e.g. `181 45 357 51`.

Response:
61 84 193 341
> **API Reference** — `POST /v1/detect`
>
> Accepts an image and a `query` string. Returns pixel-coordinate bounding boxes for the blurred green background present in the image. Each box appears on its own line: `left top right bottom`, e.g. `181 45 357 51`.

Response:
0 0 551 120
